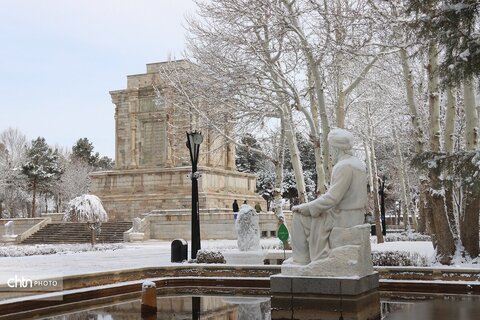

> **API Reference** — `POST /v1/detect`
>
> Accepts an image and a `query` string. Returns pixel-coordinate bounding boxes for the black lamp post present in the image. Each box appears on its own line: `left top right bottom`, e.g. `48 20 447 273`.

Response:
379 175 387 236
186 130 203 259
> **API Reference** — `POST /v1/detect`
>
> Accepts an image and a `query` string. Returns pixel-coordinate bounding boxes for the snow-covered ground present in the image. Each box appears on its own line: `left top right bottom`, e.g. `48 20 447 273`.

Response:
0 240 271 284
0 238 477 286
372 240 434 258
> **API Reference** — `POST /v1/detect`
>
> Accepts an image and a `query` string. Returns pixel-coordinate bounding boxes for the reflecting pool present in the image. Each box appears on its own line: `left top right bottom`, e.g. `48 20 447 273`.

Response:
37 293 480 320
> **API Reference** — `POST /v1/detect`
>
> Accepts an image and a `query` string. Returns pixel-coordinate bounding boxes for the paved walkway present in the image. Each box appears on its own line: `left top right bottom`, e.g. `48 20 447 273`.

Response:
0 238 437 286
0 240 254 285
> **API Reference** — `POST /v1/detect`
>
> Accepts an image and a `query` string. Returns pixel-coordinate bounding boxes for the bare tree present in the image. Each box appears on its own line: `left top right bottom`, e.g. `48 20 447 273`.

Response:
0 128 29 217
184 0 311 201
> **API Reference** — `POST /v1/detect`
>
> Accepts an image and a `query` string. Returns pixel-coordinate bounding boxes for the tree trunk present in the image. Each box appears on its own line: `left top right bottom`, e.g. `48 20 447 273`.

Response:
444 87 456 153
427 42 455 264
400 48 425 154
367 106 383 243
461 79 479 258
335 17 346 129
427 44 441 152
363 138 374 192
31 178 37 218
273 123 286 220
294 91 326 195
462 186 480 259
285 116 307 203
312 136 326 194
443 86 458 239
464 79 479 149
444 180 458 239
418 178 430 234
10 203 15 219
253 27 313 201
429 168 456 264
393 125 410 230
281 0 330 182
307 71 327 194
422 178 436 244
404 168 417 228
400 47 426 233
371 144 383 244
56 193 61 213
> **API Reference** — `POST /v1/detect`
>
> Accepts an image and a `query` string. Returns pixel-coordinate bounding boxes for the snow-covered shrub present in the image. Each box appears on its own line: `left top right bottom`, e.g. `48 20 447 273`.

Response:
384 230 431 242
63 194 108 222
372 250 430 267
261 239 285 250
0 243 123 257
195 250 225 264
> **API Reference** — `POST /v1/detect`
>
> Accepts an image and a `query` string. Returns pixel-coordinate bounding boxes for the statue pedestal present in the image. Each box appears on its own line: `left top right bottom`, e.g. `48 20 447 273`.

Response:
282 224 374 278
270 273 380 320
128 232 145 242
223 249 267 265
1 235 17 243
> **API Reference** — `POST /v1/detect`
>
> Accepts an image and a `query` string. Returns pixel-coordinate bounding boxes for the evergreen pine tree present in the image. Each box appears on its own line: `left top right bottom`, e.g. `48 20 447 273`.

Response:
407 0 480 84
235 134 264 173
22 137 63 217
72 138 98 166
71 137 114 170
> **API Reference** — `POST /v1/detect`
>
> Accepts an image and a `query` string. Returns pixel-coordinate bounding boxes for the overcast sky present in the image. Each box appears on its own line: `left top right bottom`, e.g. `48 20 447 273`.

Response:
0 0 196 158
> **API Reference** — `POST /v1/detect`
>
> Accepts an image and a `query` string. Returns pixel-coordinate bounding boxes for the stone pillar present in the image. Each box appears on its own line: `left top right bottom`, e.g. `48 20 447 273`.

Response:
111 92 126 169
114 105 119 168
164 114 173 167
141 281 157 316
226 142 236 170
128 91 139 168
206 130 212 167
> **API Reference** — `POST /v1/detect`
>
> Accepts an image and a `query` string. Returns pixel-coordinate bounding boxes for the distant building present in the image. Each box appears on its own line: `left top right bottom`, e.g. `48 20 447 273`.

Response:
90 61 261 220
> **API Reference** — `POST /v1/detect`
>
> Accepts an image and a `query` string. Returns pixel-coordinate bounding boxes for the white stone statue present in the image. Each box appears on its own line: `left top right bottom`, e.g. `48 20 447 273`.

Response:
223 204 267 264
283 128 373 277
235 205 261 251
4 221 14 236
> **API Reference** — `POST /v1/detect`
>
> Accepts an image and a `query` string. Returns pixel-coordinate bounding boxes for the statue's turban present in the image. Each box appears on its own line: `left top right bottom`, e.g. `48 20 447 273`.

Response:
328 128 354 150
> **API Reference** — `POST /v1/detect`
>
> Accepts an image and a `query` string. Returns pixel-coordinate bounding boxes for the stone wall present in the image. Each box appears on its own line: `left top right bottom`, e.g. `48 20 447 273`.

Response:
91 166 265 221
142 210 291 241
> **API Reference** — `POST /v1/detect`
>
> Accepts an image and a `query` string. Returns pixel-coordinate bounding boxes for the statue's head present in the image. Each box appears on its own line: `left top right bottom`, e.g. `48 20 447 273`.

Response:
328 128 354 163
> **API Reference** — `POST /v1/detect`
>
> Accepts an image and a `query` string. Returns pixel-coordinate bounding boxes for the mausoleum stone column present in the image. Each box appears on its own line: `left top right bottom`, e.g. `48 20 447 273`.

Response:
128 91 139 168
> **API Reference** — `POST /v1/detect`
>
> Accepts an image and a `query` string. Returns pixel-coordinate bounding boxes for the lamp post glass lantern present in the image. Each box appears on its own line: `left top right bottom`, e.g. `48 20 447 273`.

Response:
186 131 203 259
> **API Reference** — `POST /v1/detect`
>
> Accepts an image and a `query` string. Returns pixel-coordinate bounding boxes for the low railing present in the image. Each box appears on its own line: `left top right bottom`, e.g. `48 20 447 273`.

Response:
0 218 51 244
123 215 151 242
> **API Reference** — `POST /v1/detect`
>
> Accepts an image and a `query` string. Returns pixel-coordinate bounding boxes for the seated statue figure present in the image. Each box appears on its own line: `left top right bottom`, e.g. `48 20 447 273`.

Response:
283 128 373 277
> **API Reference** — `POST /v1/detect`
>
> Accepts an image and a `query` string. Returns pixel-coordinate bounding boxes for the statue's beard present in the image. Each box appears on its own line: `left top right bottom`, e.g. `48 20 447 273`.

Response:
330 147 353 164
330 147 341 164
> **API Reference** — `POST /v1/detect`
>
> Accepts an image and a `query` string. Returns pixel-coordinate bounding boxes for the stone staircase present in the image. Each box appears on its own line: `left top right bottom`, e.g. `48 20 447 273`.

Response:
21 221 132 244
